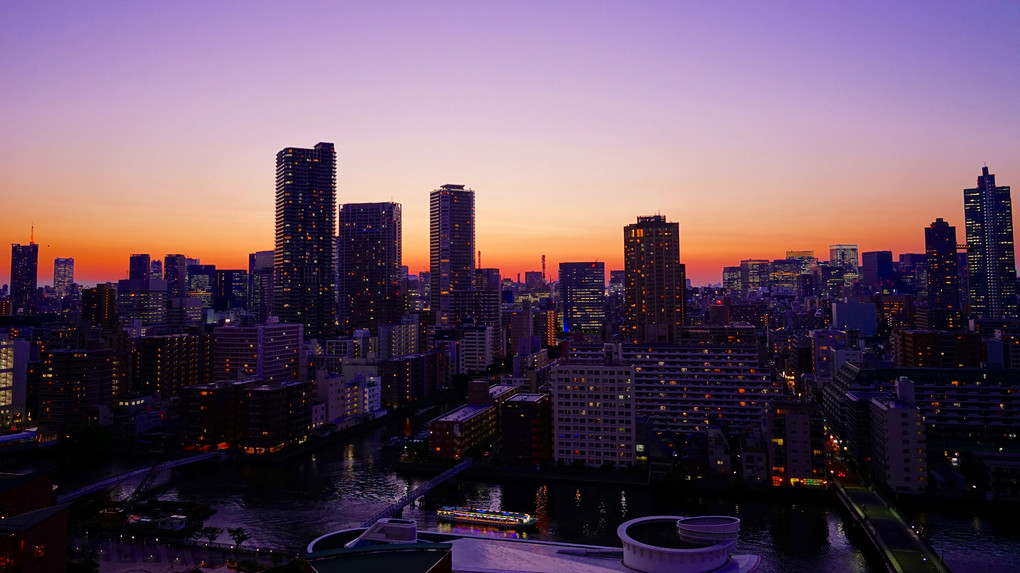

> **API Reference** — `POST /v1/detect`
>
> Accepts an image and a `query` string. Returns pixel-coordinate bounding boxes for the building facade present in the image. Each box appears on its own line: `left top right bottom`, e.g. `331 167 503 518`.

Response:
623 215 686 344
338 202 403 335
274 142 338 339
559 262 606 336
429 184 475 325
10 243 38 315
964 166 1017 320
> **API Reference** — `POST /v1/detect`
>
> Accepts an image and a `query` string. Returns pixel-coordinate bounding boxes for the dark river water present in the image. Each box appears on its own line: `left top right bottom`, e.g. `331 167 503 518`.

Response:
87 421 1019 572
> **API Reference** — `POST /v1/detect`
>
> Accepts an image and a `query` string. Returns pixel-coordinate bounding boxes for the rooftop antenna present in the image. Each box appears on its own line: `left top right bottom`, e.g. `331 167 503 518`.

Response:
541 255 546 281
30 224 35 245
477 250 482 268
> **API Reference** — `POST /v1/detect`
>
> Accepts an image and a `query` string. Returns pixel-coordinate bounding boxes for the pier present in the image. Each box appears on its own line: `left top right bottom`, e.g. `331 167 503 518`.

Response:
835 483 950 573
362 458 473 527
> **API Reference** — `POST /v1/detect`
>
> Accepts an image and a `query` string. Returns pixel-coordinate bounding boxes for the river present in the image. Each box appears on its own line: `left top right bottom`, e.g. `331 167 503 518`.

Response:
93 421 1018 572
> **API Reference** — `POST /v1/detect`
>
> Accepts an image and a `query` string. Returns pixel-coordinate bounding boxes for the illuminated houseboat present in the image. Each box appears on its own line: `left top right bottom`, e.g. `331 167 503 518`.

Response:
436 506 537 529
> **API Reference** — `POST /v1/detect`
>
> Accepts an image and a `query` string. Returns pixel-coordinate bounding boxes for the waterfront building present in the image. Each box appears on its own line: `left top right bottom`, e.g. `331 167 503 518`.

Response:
274 142 338 340
500 393 552 468
552 346 637 468
925 218 963 329
9 243 38 315
570 326 778 436
338 202 403 335
379 352 438 406
181 379 251 449
824 362 1020 451
964 166 1018 320
869 380 927 495
430 184 475 326
242 379 310 455
623 215 686 344
213 321 304 383
429 405 491 460
52 258 74 300
763 402 827 487
559 261 606 337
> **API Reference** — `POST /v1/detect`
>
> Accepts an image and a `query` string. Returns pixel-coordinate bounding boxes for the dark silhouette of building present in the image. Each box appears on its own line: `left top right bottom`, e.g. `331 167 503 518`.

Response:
128 254 150 280
10 243 38 315
274 142 338 340
81 283 117 330
248 250 274 323
861 251 893 292
623 215 686 343
559 262 606 336
164 254 188 298
965 166 1018 319
925 218 962 329
214 269 248 311
430 184 475 325
338 202 403 334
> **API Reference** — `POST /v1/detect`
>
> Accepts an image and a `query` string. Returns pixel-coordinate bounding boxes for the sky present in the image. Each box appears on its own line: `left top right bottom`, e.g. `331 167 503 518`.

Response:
1 1 1018 286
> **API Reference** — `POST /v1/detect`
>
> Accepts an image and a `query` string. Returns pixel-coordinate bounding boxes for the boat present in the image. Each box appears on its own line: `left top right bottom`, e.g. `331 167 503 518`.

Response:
436 506 537 529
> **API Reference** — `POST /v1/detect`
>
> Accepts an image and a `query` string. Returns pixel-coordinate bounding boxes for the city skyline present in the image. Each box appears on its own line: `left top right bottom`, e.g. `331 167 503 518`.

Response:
2 2 1017 286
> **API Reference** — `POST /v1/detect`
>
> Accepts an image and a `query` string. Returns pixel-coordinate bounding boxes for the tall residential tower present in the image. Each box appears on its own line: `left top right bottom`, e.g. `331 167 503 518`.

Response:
964 166 1017 320
274 142 338 339
429 184 475 325
338 202 403 334
623 215 686 343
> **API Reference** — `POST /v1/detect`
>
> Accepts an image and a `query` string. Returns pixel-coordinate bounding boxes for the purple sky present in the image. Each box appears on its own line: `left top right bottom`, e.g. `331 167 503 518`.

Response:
2 1 1018 285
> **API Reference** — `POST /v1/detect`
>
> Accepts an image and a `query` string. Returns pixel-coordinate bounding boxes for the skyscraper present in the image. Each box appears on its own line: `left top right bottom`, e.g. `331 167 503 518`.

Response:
559 262 605 336
429 184 475 325
129 254 151 280
10 242 38 315
274 142 338 339
337 202 403 334
248 250 274 323
164 254 188 298
925 218 962 330
861 251 893 292
623 215 686 343
829 244 859 284
53 257 75 299
964 166 1017 320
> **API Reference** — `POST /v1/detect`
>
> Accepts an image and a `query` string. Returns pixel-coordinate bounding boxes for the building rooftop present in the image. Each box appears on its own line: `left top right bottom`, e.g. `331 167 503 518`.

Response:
434 404 492 423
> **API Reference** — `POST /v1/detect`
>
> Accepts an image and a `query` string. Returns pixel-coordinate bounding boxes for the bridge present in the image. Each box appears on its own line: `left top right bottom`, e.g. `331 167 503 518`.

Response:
56 452 224 504
835 483 950 573
362 458 473 527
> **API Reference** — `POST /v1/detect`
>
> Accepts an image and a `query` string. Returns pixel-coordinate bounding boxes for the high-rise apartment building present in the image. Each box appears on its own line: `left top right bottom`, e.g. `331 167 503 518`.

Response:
10 243 38 315
248 250 274 323
164 254 188 298
274 142 338 340
53 257 74 299
964 166 1017 319
214 322 304 383
430 184 475 325
925 218 962 329
623 215 686 343
338 202 403 334
559 262 605 336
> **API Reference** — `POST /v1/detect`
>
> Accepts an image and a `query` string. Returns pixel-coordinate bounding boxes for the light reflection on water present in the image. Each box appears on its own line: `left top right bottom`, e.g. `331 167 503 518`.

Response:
154 425 1018 572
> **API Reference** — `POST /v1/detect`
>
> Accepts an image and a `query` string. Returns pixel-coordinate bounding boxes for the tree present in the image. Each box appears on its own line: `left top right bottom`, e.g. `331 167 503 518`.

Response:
198 526 223 545
227 526 253 548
